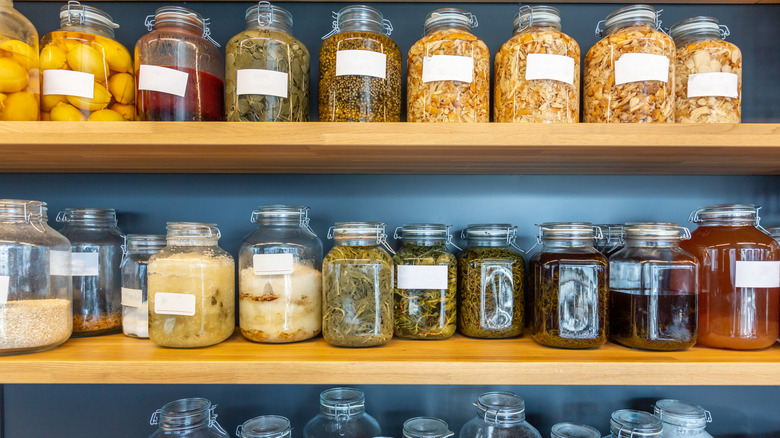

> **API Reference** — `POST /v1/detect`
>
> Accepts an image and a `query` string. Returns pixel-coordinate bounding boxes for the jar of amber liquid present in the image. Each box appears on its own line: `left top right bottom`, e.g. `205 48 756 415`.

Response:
681 204 780 350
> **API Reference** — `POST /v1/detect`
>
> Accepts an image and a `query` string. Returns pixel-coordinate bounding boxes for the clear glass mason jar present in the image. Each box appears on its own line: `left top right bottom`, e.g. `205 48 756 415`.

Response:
0 0 39 121
406 8 489 123
607 410 662 438
0 200 72 354
529 223 607 349
57 207 123 337
303 388 381 438
239 205 323 343
494 6 580 123
318 5 401 122
457 224 525 338
595 224 623 258
550 423 600 438
149 398 228 438
121 234 165 339
669 16 741 123
40 1 134 121
148 222 235 348
392 223 457 339
653 400 713 438
135 6 224 121
460 392 542 438
609 223 698 351
680 204 780 350
237 415 291 438
404 417 453 438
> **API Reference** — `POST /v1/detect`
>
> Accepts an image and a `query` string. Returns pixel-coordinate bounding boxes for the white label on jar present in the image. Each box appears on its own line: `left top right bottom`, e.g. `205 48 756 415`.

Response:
335 50 387 79
525 53 575 85
236 69 289 98
49 250 71 276
253 253 294 275
71 252 99 276
397 265 448 289
687 72 739 98
0 275 9 304
735 261 780 288
154 292 196 316
422 55 473 83
121 287 143 308
42 69 94 98
138 65 189 97
614 53 669 85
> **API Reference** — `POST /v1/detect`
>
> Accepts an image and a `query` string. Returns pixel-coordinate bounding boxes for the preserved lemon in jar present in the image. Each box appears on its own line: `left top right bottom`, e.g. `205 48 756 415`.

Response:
0 0 40 120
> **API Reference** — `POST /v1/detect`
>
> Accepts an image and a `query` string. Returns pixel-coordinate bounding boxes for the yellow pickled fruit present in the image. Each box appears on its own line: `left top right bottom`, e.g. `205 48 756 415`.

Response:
0 40 37 71
66 44 108 82
110 103 135 121
88 108 125 121
0 58 29 93
0 91 38 121
42 94 68 111
0 92 6 110
108 73 134 104
66 82 111 111
50 102 85 121
40 45 68 70
94 39 132 73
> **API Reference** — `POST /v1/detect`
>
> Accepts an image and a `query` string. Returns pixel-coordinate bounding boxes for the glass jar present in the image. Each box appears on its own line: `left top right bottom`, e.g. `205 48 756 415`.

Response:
460 392 541 438
529 223 607 349
669 16 741 123
404 417 453 438
147 222 235 348
237 415 292 438
238 205 323 343
322 222 393 347
392 223 457 339
457 224 525 338
120 234 165 339
584 5 675 123
135 6 224 121
57 207 123 336
40 1 134 121
406 8 488 123
225 2 309 122
609 223 698 351
494 6 579 123
653 400 713 438
0 0 39 121
595 224 623 258
550 423 600 438
303 388 381 438
149 398 228 438
607 410 662 438
318 5 401 122
0 200 71 354
680 204 780 350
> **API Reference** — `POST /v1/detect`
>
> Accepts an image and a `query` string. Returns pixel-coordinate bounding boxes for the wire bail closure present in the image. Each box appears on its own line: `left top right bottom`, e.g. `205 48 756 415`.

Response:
517 5 533 32
257 1 273 26
719 24 730 39
144 15 155 31
322 11 340 40
596 8 663 37
66 0 87 25
202 18 221 47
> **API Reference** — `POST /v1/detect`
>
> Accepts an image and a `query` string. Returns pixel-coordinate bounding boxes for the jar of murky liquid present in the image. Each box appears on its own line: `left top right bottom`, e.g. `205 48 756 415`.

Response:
653 399 713 438
0 0 40 120
121 234 166 339
303 388 381 438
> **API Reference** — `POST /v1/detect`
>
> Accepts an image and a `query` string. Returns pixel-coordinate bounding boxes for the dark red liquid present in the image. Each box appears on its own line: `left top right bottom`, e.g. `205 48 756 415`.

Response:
610 290 697 351
137 65 224 121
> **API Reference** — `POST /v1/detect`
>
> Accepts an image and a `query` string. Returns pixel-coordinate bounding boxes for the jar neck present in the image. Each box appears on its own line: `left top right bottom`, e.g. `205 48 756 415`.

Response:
402 238 446 247
425 22 471 35
60 23 115 38
154 21 203 36
697 219 755 227
624 239 679 248
256 218 304 228
167 237 219 246
335 238 380 247
246 22 292 33
159 411 210 432
337 5 386 34
516 22 560 34
245 6 293 34
542 239 594 249
675 31 721 47
478 413 525 425
468 239 510 248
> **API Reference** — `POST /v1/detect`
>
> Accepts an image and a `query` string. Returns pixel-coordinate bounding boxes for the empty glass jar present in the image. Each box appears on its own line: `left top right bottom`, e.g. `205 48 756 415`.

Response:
460 392 541 438
303 388 381 438
653 399 713 438
0 0 39 120
121 234 166 339
607 410 662 438
550 423 600 438
404 417 453 438
237 415 292 438
149 398 228 438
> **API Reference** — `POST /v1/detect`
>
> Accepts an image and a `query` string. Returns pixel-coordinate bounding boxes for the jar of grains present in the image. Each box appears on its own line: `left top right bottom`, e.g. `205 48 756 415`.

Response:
669 16 741 123
406 8 488 122
584 5 675 123
494 5 580 123
0 0 39 120
121 234 166 339
550 423 601 438
318 5 401 122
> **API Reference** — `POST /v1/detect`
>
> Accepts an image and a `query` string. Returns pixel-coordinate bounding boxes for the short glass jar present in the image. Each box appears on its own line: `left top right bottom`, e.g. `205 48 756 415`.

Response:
237 415 292 438
459 392 542 438
404 417 453 438
149 398 228 438
607 410 662 438
653 399 713 438
550 423 600 438
303 388 381 438
0 0 39 121
121 234 166 339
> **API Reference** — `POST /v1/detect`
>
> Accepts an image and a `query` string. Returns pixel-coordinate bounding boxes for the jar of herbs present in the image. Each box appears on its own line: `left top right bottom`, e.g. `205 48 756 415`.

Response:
404 418 453 438
149 397 229 438
653 400 713 438
237 415 292 438
303 388 381 438
121 234 166 339
0 0 39 121
460 392 541 438
550 423 601 438
607 410 662 438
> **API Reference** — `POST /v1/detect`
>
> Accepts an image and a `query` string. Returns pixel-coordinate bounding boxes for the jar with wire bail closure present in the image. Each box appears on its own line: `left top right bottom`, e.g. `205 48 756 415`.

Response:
653 399 713 438
237 415 292 438
0 0 40 120
121 234 166 339
303 388 381 438
595 224 624 257
460 392 542 438
607 410 662 438
403 417 453 438
550 423 601 438
148 397 228 438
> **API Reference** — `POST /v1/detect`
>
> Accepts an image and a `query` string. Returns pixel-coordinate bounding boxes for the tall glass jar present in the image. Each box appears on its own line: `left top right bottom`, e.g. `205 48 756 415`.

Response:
458 224 525 338
135 6 224 121
529 223 607 349
318 5 401 122
149 398 228 438
121 234 165 339
0 0 39 121
653 400 713 438
607 410 662 438
303 388 381 438
40 1 134 121
610 223 698 351
322 222 393 347
669 16 741 123
595 224 623 257
392 223 457 339
550 423 600 438
0 200 71 354
225 2 309 122
237 415 292 438
404 417 453 438
406 8 488 123
459 392 541 438
57 207 123 336
147 222 235 348
681 204 780 350
584 5 675 123
494 6 579 123
238 205 323 343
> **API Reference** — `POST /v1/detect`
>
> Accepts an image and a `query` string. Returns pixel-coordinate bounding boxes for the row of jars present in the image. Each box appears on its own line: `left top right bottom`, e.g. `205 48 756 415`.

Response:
0 1 741 123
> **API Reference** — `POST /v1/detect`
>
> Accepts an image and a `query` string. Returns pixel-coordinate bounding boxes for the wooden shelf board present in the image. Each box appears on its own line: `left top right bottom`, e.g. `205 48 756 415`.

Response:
20 0 779 3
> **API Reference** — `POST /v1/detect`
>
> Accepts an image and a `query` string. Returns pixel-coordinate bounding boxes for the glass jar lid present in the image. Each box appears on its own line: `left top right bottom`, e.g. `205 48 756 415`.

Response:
474 392 526 424
245 1 293 33
514 5 560 33
56 208 118 226
538 222 599 241
689 203 758 224
669 16 727 44
328 221 386 240
165 222 221 239
609 410 662 438
403 417 453 438
462 224 517 243
60 1 119 33
319 387 366 417
598 4 659 36
325 4 393 37
251 205 310 227
125 234 167 252
150 397 222 431
623 222 690 240
424 8 477 35
550 423 601 438
653 399 710 429
0 199 47 222
236 415 292 438
394 223 448 240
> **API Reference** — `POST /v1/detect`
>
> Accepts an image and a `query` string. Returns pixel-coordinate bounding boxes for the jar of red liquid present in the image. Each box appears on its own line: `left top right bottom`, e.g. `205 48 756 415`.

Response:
135 6 224 121
681 204 780 349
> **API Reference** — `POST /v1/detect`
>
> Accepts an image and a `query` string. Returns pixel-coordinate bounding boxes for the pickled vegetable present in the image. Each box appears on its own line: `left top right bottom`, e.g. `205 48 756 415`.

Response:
0 38 38 120
675 39 741 123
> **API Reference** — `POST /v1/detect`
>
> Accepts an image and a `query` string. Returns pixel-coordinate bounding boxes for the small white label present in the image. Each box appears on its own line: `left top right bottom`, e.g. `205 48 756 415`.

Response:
735 261 780 288
71 252 99 276
397 265 449 290
42 69 94 98
138 65 189 97
525 53 575 85
0 275 9 304
122 287 143 308
422 55 474 83
614 53 670 85
253 253 294 276
687 72 739 98
49 250 71 276
154 292 196 316
237 69 289 98
335 50 387 79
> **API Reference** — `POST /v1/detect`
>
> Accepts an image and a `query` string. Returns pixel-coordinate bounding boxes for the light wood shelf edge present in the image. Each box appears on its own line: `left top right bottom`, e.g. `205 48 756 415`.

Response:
19 0 778 3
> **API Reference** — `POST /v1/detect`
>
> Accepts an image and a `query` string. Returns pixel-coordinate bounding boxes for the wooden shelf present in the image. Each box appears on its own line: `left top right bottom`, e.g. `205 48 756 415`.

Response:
22 0 780 3
1 122 779 175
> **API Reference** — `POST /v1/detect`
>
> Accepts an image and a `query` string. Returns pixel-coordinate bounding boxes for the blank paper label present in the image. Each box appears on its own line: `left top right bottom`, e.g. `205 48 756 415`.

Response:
735 261 780 288
253 253 294 276
49 250 70 276
422 55 473 83
71 252 99 276
687 72 739 98
397 265 448 289
525 53 575 85
615 53 669 85
122 287 143 308
335 50 387 79
138 65 188 97
0 276 9 304
43 69 94 98
237 69 289 98
154 293 196 316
